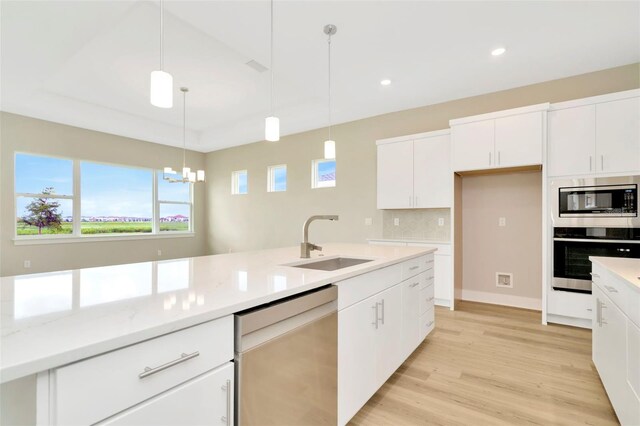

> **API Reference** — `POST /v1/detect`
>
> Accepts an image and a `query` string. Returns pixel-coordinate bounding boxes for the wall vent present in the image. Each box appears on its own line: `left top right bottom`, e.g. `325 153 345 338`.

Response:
496 272 513 288
245 59 268 73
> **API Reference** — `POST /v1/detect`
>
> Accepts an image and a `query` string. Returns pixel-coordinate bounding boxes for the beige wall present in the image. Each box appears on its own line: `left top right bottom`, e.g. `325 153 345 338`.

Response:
0 113 208 276
461 171 542 308
206 63 640 255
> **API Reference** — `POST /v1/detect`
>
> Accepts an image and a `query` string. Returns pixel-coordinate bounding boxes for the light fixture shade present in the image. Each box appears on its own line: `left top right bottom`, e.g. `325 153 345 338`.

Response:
150 70 173 108
196 170 206 182
188 172 196 183
324 140 336 159
182 167 191 179
265 116 280 142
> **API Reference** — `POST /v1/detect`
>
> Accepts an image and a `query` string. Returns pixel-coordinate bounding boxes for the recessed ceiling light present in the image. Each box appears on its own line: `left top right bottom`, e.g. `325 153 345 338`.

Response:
491 47 506 56
380 79 391 86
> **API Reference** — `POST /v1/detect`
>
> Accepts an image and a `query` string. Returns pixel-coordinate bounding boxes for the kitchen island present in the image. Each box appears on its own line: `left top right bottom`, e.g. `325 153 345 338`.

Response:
1 243 436 425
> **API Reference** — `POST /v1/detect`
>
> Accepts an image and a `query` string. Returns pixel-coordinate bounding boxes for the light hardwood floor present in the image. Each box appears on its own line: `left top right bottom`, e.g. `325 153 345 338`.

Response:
349 301 619 426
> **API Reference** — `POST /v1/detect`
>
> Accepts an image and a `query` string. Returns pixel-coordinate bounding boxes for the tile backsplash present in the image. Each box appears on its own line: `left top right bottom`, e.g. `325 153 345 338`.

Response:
382 209 451 241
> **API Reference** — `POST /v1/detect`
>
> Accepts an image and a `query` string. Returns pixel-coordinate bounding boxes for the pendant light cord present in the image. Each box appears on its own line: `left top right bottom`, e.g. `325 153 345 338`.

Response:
160 0 164 70
182 89 186 170
270 0 274 116
327 33 332 141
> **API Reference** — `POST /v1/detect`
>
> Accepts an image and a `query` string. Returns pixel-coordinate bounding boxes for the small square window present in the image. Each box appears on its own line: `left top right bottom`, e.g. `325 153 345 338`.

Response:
232 170 248 195
268 165 287 192
312 159 336 188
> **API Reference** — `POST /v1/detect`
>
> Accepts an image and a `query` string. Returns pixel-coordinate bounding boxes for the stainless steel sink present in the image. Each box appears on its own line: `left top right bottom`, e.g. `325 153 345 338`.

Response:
289 257 373 271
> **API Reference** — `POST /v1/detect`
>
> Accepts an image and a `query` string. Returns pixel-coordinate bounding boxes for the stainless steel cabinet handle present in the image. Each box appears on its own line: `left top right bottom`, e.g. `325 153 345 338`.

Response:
498 151 501 165
221 379 231 425
590 272 600 278
596 299 601 327
372 304 378 329
138 351 200 379
427 276 434 280
589 156 593 171
378 299 385 325
409 265 419 271
604 285 618 293
489 152 492 165
410 282 419 288
426 321 434 327
409 196 412 207
427 297 435 302
601 155 604 171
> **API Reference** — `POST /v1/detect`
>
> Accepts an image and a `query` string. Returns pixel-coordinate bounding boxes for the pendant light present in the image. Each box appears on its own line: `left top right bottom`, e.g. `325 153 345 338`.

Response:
323 24 337 159
163 88 205 183
150 0 173 108
264 0 280 141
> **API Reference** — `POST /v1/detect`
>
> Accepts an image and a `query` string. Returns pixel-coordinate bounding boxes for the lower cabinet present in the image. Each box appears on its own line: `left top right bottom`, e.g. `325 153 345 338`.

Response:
338 258 435 426
592 267 640 426
101 363 234 426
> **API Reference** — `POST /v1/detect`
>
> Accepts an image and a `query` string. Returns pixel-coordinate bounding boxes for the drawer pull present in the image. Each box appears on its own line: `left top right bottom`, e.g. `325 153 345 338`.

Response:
427 276 434 280
427 297 434 302
138 351 200 379
590 272 600 278
221 379 231 425
426 321 434 327
604 285 618 293
410 282 420 288
426 260 434 264
409 265 419 271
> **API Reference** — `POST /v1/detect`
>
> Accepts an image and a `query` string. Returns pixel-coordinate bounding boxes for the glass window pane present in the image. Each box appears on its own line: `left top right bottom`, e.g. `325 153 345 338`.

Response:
16 197 72 235
232 170 248 195
269 165 287 192
238 172 248 194
313 160 336 188
160 203 190 232
158 171 190 202
81 163 152 234
15 153 73 195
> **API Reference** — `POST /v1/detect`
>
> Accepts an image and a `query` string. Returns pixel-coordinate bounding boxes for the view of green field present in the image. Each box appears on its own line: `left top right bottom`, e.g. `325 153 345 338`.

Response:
16 221 188 235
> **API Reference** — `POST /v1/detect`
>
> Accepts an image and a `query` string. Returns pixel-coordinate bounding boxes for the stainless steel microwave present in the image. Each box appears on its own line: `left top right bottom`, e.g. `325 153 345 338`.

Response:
551 176 640 228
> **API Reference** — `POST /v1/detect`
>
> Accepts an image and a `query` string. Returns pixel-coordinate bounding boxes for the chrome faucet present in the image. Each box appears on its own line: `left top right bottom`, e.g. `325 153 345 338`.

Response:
300 215 339 258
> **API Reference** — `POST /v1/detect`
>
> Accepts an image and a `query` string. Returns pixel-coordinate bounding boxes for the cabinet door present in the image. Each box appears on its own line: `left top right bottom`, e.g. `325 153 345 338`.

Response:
377 140 414 209
375 284 404 388
100 363 233 426
548 105 596 177
401 277 421 360
451 120 495 172
414 135 452 208
596 97 640 174
338 295 379 426
434 254 452 305
494 112 543 168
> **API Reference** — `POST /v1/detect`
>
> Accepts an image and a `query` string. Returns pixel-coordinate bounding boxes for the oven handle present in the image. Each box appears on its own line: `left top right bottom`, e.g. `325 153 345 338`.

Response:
553 238 640 244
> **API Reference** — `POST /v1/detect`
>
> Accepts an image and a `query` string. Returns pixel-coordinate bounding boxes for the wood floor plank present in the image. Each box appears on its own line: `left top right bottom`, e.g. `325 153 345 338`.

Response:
349 301 619 426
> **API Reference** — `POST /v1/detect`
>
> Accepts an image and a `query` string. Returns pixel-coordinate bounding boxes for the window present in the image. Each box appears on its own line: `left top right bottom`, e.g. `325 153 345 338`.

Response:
158 172 192 232
232 170 248 195
14 153 194 240
312 159 336 188
81 162 153 234
267 165 287 192
15 153 74 236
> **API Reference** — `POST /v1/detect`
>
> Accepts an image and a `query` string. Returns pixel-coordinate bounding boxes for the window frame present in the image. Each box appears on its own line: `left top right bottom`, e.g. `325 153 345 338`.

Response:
231 170 248 195
13 152 195 244
311 159 336 189
267 164 287 193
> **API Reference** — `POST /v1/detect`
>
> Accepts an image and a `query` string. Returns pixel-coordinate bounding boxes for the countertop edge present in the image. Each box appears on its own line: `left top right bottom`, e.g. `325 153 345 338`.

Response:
590 256 640 292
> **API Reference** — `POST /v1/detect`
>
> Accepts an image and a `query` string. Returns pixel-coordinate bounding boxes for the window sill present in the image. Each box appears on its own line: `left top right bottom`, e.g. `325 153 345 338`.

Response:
13 232 195 246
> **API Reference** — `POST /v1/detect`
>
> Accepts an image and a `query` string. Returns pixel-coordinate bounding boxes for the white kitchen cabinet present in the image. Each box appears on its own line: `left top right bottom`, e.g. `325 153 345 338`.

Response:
377 140 414 208
375 284 404 387
400 275 422 361
548 105 596 176
434 253 451 305
596 97 640 174
451 120 495 171
548 91 640 177
101 363 233 426
377 130 451 209
450 107 547 172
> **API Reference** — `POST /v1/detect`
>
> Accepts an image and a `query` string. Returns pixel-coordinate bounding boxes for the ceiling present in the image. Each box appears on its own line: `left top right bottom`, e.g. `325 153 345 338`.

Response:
2 1 639 153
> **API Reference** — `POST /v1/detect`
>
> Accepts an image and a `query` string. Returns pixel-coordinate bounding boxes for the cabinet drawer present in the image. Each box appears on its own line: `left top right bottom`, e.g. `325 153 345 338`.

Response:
401 255 433 280
337 263 402 310
54 316 233 426
419 284 435 315
420 308 435 340
592 265 639 326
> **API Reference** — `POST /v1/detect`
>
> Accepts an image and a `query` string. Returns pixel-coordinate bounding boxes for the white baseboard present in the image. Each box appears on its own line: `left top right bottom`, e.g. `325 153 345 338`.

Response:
546 314 592 329
461 289 541 311
435 298 450 308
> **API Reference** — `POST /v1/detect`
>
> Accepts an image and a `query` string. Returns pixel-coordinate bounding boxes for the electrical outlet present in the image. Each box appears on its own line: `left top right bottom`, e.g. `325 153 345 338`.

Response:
498 217 506 227
394 218 400 226
438 218 445 227
496 272 513 288
157 249 162 256
23 260 31 268
364 218 372 226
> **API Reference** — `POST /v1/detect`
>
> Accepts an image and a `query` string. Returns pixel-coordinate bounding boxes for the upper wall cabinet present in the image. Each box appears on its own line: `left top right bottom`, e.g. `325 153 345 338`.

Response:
377 130 451 209
548 90 640 177
450 104 548 173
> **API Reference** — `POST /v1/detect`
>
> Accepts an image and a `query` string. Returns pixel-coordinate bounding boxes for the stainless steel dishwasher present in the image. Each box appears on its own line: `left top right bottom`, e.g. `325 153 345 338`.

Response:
234 285 337 426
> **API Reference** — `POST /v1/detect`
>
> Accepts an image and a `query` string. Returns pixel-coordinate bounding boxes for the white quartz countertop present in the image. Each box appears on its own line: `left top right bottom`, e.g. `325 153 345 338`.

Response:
0 243 435 383
590 256 640 292
367 238 451 245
